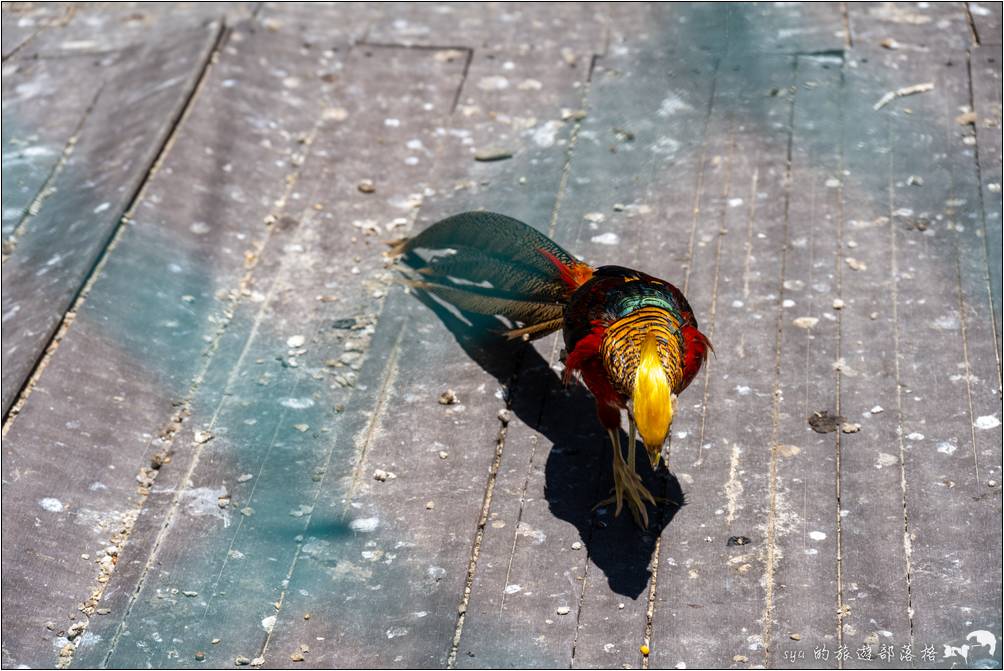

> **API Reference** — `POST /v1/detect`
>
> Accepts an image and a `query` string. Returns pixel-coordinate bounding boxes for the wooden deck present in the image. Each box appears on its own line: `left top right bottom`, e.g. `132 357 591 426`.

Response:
2 2 1002 668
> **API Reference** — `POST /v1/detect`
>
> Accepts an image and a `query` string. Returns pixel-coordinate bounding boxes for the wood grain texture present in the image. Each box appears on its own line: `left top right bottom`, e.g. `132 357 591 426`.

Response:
883 48 1003 661
767 54 844 669
1 4 1000 669
1 22 333 670
271 39 598 669
971 45 1003 368
0 21 221 416
835 49 915 671
847 1 971 51
1 54 100 242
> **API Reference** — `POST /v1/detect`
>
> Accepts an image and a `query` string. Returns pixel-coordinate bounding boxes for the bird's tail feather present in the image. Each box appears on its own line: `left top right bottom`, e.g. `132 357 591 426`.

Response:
391 211 593 339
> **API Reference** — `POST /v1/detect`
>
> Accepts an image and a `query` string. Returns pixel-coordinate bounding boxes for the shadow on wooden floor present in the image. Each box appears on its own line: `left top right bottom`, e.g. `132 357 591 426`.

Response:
408 286 686 599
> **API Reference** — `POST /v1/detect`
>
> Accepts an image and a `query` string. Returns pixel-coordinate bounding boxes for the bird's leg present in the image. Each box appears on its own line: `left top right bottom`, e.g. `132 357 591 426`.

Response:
594 424 655 528
609 428 625 517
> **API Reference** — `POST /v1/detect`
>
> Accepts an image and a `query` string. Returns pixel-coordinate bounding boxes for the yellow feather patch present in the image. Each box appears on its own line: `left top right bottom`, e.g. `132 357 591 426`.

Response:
633 332 673 458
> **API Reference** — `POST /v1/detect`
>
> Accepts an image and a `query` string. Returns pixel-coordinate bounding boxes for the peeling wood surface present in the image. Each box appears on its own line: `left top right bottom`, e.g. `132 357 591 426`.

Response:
1 3 1001 670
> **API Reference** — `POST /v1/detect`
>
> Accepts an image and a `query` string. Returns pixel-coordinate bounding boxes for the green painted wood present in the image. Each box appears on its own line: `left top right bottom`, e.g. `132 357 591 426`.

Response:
0 21 222 417
1 54 102 242
90 44 466 670
971 45 1002 368
0 21 337 670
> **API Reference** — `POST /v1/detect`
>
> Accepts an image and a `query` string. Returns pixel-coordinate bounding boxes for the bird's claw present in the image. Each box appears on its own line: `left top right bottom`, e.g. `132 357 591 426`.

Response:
596 428 656 528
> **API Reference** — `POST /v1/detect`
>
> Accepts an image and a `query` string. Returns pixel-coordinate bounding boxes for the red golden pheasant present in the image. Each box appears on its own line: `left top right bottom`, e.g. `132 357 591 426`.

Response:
393 212 711 527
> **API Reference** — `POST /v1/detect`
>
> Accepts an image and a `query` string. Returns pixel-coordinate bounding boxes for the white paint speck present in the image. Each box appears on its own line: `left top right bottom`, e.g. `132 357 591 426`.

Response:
590 232 620 245
477 76 509 91
281 397 315 409
39 497 64 512
876 453 898 468
937 442 957 455
531 120 563 148
504 584 522 594
350 517 379 533
906 432 925 441
657 94 692 116
727 198 744 207
975 415 1000 430
93 202 110 214
808 531 827 541
261 615 276 631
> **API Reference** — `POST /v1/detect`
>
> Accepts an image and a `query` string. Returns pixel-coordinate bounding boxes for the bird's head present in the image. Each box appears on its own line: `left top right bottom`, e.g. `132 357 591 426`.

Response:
632 331 675 468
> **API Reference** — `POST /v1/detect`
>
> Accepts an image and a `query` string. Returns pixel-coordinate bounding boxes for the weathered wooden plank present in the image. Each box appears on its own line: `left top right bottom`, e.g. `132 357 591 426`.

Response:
431 56 597 671
0 2 72 58
557 31 722 671
971 45 1002 368
847 2 971 51
365 1 606 53
0 22 333 670
766 54 844 669
254 1 377 44
267 41 596 668
723 2 847 53
1 54 102 242
0 22 221 417
832 52 915 670
856 1 971 49
882 48 1003 665
88 45 467 669
968 1 1003 45
649 50 796 670
13 2 251 58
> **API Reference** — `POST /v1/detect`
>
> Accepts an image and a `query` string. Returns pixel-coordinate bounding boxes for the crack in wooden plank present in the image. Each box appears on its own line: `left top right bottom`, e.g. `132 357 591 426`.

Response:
644 51 722 671
447 71 595 668
691 125 736 472
1 20 227 426
886 114 917 650
761 54 799 666
93 45 339 665
965 49 1003 385
833 59 848 667
2 84 104 260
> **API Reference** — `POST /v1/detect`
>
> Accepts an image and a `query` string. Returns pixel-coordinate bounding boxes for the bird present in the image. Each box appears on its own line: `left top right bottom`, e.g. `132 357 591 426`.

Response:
392 211 711 527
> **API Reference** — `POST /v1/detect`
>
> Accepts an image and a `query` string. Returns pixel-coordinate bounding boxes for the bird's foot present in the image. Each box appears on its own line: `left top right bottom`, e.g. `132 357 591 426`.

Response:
594 429 656 528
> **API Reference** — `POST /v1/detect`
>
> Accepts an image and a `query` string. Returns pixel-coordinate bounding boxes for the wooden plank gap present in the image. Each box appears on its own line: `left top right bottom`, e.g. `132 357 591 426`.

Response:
2 83 104 258
1 19 227 424
965 49 1004 382
761 53 801 666
885 114 917 652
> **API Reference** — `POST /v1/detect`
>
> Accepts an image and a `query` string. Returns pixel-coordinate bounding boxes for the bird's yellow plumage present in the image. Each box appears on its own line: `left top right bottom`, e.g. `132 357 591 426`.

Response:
632 331 673 467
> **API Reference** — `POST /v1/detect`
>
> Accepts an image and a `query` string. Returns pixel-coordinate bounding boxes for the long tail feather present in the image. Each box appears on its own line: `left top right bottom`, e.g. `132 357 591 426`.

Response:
393 212 593 339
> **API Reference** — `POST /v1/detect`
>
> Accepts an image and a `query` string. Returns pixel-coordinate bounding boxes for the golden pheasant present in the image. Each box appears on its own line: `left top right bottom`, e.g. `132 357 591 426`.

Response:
393 212 711 527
